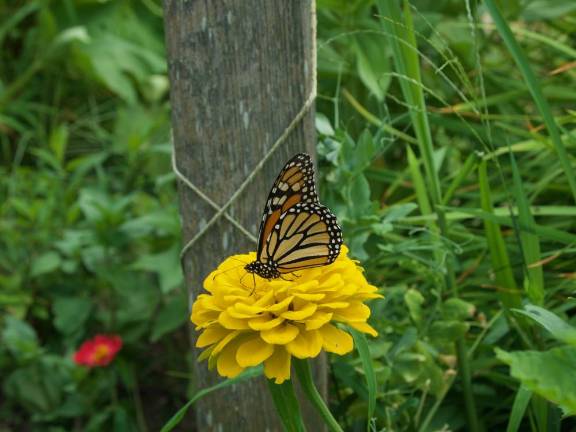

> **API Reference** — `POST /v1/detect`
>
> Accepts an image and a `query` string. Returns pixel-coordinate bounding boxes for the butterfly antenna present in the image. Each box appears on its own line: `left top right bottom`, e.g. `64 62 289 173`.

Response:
212 263 247 282
229 257 250 266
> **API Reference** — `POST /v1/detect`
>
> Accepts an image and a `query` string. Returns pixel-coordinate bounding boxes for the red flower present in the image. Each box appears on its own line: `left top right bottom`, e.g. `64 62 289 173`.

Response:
74 334 122 367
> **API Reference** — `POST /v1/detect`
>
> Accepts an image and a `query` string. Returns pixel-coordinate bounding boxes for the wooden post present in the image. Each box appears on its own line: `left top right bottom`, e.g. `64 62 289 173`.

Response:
163 1 325 430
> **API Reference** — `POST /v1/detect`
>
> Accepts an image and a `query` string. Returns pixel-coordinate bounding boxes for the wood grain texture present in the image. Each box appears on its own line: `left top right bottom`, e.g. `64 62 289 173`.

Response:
163 1 326 430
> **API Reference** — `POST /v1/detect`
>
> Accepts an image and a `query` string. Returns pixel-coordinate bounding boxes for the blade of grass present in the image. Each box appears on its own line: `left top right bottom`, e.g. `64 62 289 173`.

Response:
483 130 576 160
341 88 417 145
407 146 433 217
507 386 532 432
478 160 522 309
509 153 544 305
402 205 576 223
441 205 576 245
484 0 576 204
442 152 478 205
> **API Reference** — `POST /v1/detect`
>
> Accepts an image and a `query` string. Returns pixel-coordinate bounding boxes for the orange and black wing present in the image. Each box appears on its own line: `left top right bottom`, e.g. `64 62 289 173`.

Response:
265 202 342 273
256 153 318 262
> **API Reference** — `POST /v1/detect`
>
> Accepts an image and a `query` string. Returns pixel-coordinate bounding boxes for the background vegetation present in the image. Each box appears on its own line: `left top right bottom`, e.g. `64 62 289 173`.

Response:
1 0 575 430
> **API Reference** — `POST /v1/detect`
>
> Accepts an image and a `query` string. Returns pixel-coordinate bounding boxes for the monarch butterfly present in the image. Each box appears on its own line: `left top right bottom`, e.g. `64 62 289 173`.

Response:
245 153 343 280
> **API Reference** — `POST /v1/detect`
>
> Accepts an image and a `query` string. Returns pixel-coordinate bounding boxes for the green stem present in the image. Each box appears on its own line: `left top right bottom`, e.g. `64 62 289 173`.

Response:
266 378 307 432
293 359 343 432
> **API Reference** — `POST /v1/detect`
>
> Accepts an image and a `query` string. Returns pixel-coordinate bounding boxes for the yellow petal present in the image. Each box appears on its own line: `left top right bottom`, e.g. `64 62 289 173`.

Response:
232 303 265 316
216 340 244 378
305 312 333 330
319 324 353 355
294 293 325 301
191 297 220 326
281 302 317 320
248 314 285 331
333 303 371 322
196 326 229 348
289 280 319 293
348 321 378 337
236 336 275 367
320 302 350 309
267 296 294 313
286 330 322 359
264 347 291 384
253 291 275 307
218 310 250 329
317 274 344 290
211 330 241 356
260 323 299 345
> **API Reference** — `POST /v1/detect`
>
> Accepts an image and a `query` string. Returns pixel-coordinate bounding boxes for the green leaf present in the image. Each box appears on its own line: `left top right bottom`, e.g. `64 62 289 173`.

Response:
355 130 376 172
106 271 161 328
315 113 335 136
354 34 390 101
49 123 69 164
429 320 469 345
293 359 343 432
160 367 262 432
150 292 189 342
514 305 576 346
348 173 371 218
496 346 576 416
404 289 424 325
442 298 475 321
53 297 92 336
350 329 377 430
4 355 76 415
132 245 183 294
2 316 40 360
522 0 576 20
267 377 307 432
30 251 61 277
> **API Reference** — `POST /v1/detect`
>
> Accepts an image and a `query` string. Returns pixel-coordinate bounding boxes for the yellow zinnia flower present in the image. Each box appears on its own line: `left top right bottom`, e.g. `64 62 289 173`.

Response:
191 246 382 384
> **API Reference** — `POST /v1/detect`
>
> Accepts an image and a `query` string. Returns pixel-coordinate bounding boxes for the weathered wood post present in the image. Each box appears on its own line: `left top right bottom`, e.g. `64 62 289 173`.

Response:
163 1 325 430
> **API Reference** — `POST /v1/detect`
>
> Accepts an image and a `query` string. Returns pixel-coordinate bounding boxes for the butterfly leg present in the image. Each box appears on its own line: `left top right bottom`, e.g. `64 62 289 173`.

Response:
249 273 257 296
279 272 301 282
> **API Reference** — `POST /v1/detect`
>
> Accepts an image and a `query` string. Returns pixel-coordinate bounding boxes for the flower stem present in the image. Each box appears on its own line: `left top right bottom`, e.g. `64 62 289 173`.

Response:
266 378 306 432
294 358 343 432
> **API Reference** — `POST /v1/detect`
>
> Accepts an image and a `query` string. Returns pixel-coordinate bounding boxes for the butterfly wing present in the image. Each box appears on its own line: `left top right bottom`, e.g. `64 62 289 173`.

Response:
265 202 343 273
256 153 318 262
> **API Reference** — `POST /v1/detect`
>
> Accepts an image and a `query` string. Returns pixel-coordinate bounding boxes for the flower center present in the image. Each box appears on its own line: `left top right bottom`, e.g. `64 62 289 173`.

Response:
92 344 111 362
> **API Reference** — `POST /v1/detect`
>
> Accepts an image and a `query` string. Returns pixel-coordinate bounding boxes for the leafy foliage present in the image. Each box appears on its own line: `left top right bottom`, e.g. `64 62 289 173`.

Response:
0 1 189 430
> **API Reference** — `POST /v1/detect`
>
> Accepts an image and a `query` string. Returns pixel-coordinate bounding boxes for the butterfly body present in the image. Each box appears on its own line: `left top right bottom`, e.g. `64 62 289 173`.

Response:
245 153 342 281
244 261 280 280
